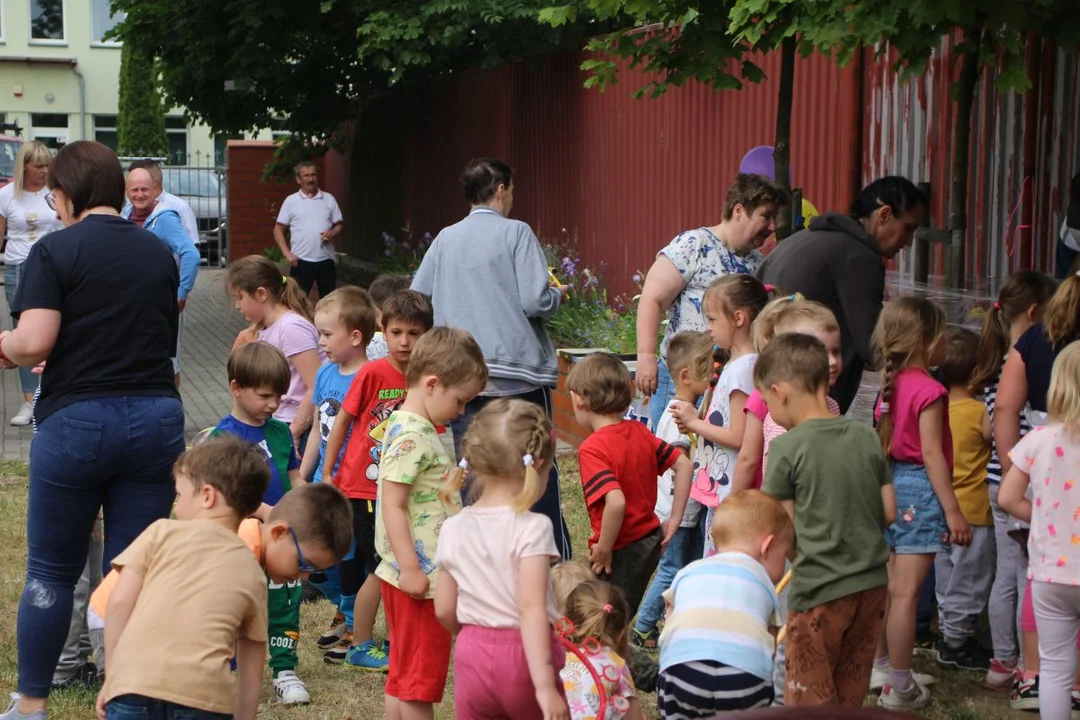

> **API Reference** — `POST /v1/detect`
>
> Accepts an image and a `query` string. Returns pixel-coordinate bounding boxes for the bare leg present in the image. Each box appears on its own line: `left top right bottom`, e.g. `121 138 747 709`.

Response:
886 554 936 672
352 574 382 644
875 553 895 663
384 695 402 720
400 701 434 720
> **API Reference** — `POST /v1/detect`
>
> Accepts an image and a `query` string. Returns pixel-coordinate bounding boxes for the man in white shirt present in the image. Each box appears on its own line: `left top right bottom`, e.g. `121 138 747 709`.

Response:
274 161 343 297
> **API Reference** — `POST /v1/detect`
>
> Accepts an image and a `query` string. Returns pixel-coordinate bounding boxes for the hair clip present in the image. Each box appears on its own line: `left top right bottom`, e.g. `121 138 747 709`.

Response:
522 454 534 467
879 402 891 415
763 283 776 293
993 301 1001 310
788 294 797 302
602 603 613 614
458 458 469 470
281 275 288 286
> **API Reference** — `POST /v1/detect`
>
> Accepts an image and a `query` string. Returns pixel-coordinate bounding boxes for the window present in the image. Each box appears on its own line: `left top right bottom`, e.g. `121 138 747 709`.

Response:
165 117 188 165
214 134 242 165
91 0 124 44
30 113 68 149
94 115 117 151
269 118 291 141
30 0 65 42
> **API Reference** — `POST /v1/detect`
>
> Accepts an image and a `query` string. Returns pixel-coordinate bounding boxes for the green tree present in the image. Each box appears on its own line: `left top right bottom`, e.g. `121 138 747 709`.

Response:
116 40 168 158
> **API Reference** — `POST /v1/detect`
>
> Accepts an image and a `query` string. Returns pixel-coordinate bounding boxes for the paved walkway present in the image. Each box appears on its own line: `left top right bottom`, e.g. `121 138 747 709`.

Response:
0 268 246 461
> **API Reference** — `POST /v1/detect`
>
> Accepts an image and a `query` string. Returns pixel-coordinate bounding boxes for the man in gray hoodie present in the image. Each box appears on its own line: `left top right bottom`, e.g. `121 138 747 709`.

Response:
412 157 572 558
757 177 926 413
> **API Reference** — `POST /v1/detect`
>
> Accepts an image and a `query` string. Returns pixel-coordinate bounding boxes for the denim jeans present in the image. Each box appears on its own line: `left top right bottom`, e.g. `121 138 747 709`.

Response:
106 695 231 720
18 395 184 697
450 386 571 560
635 524 702 633
648 358 676 432
4 261 40 396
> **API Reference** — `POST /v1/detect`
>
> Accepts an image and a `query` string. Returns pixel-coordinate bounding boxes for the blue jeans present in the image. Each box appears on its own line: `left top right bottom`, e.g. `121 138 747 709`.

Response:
4 261 39 396
17 396 184 698
634 524 702 633
106 695 230 720
450 386 571 560
648 358 675 432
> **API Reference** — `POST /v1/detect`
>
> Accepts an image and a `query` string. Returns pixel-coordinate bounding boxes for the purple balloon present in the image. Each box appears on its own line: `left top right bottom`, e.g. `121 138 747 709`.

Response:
739 145 794 186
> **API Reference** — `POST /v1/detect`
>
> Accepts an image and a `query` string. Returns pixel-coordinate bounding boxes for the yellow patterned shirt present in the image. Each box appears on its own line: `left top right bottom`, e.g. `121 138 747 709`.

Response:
374 410 459 598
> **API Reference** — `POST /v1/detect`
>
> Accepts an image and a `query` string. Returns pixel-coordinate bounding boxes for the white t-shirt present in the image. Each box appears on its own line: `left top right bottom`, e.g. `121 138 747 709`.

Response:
0 183 62 263
691 353 757 508
654 407 701 527
275 189 342 263
434 506 561 628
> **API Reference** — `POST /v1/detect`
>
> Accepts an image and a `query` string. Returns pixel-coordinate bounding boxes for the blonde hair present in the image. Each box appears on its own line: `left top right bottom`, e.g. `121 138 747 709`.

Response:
439 399 554 511
971 270 1056 391
772 300 840 337
14 140 52 195
564 580 631 657
565 352 632 415
872 297 946 454
405 326 489 390
711 489 794 549
1042 275 1080 350
1047 340 1080 437
315 286 377 341
226 255 313 325
752 293 805 351
550 562 594 615
665 331 714 382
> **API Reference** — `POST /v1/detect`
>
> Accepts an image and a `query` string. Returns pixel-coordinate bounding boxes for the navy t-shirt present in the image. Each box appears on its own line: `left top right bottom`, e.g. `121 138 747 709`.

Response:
11 214 180 423
1015 323 1059 412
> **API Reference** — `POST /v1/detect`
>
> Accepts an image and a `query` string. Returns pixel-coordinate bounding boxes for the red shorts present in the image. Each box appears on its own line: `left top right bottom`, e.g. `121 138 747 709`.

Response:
381 582 452 703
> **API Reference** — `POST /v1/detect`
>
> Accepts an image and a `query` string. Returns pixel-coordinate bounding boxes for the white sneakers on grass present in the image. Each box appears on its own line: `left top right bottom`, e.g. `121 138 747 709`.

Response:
273 670 311 705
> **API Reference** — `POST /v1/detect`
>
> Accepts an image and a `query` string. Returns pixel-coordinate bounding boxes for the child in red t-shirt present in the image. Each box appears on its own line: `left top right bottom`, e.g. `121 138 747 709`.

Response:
566 352 693 615
322 289 434 671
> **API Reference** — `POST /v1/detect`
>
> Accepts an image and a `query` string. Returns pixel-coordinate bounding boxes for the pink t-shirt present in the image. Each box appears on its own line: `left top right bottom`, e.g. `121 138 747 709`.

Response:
874 368 953 467
1009 425 1080 585
744 390 840 486
256 311 323 424
434 506 561 628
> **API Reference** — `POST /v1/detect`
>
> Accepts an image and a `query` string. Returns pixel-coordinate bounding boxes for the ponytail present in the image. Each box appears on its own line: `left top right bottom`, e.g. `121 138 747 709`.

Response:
971 270 1057 390
279 277 314 323
439 459 468 510
876 352 900 454
752 292 804 351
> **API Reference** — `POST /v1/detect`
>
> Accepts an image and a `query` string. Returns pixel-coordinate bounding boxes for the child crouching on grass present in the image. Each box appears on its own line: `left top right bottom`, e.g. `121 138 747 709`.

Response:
435 399 568 720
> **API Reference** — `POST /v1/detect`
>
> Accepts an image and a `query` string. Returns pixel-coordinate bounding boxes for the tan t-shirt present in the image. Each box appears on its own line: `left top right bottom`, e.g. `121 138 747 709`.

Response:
101 519 268 714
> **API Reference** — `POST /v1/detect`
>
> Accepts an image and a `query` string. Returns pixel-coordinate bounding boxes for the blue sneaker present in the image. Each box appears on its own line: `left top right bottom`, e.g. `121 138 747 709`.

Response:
344 640 389 673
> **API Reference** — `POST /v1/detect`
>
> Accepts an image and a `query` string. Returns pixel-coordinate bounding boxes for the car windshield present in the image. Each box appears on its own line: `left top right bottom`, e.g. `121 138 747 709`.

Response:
161 169 221 197
0 140 20 181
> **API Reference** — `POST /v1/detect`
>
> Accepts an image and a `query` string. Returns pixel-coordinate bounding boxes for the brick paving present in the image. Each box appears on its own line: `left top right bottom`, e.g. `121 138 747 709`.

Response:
0 268 246 461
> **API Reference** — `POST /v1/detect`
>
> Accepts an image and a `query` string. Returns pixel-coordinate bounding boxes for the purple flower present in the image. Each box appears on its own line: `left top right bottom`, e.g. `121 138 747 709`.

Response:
632 273 643 284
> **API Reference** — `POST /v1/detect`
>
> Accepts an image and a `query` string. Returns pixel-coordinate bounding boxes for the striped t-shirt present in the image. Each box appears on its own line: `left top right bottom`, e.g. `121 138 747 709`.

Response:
659 552 780 680
985 371 1031 483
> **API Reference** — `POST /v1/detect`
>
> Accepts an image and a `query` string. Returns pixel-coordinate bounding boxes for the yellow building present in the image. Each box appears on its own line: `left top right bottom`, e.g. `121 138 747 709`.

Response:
0 0 280 163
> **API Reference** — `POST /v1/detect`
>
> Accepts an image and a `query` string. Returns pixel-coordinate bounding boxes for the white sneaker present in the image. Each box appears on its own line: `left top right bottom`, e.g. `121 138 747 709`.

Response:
10 402 33 427
273 671 311 705
869 665 937 691
878 680 931 711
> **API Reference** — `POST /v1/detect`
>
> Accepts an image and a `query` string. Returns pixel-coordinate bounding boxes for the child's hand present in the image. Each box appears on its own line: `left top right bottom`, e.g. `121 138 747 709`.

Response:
536 685 569 720
669 400 697 434
661 516 679 550
589 544 614 575
398 567 430 599
31 361 45 375
946 510 972 547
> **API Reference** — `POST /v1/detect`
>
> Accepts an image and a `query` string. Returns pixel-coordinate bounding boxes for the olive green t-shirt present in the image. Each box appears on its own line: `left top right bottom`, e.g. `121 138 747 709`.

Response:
762 416 891 613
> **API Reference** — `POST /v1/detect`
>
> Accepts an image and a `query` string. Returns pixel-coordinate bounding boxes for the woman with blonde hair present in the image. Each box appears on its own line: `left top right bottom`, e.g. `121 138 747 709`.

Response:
0 140 61 425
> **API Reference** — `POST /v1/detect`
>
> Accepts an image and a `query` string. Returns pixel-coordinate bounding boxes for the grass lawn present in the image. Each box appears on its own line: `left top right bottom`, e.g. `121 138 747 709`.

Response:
0 456 1030 719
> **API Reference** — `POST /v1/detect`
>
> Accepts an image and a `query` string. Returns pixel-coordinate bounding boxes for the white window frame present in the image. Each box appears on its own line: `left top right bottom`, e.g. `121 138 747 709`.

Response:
165 118 189 165
29 113 70 149
90 0 123 47
29 0 67 46
0 0 7 44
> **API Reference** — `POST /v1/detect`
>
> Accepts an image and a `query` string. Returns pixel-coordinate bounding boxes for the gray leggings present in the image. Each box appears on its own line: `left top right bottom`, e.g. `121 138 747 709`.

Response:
1030 581 1080 720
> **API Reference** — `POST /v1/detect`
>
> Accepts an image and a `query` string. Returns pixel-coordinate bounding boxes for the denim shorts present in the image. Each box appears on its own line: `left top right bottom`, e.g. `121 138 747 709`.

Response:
885 461 949 554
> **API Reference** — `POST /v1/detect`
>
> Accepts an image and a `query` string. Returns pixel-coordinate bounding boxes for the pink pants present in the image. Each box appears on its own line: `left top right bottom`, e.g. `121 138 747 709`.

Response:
1019 578 1080 649
453 625 566 719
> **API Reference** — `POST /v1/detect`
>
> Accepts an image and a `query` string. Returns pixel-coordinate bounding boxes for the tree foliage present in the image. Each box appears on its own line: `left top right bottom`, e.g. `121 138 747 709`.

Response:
116 40 168 157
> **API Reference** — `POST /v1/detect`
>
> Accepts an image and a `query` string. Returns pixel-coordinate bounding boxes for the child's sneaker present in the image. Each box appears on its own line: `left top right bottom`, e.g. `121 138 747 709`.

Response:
985 658 1019 692
344 640 389 673
869 666 936 692
630 626 659 650
273 671 311 705
322 634 354 665
878 681 931 711
1010 674 1039 711
937 638 991 671
317 613 348 650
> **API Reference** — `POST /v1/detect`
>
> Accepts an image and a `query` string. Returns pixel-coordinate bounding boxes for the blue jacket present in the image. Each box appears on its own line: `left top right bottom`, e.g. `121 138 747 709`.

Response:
122 203 199 301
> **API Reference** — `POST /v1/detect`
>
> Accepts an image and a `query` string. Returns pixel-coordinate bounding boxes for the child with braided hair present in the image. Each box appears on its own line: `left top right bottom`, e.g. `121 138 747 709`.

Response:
871 297 972 711
434 399 568 720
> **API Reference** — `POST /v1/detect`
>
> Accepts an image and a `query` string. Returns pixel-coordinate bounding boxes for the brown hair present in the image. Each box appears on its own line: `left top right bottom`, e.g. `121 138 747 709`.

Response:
872 297 946 454
127 158 163 187
47 141 126 215
971 270 1057 390
175 435 270 518
381 289 434 331
702 274 772 322
939 327 980 390
566 352 633 415
315 286 377 342
405 326 489 389
754 332 830 395
368 274 413 309
665 331 714 382
1042 275 1080 350
751 293 805 351
462 158 513 205
440 399 555 511
269 483 354 560
226 255 313 324
550 562 594 615
564 580 632 657
227 341 291 395
722 173 790 221
1047 340 1080 438
711 489 794 549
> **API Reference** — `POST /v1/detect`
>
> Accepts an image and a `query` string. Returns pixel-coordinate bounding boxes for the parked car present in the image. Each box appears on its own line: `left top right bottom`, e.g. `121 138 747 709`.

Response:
160 167 228 266
0 135 23 189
